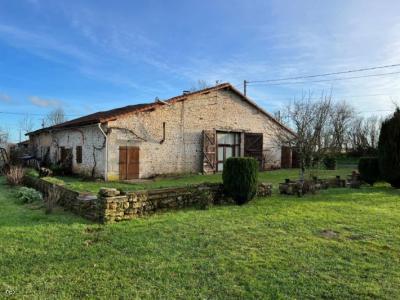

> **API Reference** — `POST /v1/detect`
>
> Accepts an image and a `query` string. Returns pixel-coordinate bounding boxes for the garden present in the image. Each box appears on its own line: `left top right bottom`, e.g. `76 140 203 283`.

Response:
1 110 400 298
1 162 400 298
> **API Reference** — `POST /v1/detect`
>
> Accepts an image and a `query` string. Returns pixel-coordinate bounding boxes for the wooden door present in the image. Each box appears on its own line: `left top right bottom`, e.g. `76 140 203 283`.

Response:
281 146 292 168
244 133 263 170
119 146 139 180
292 149 300 168
60 147 67 162
202 130 216 174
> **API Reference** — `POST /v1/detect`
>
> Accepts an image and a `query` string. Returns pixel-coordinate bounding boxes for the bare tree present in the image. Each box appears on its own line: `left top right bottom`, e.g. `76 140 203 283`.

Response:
278 91 332 179
46 108 66 126
328 101 355 152
189 80 211 92
365 116 381 149
0 127 9 145
346 115 381 155
19 115 35 135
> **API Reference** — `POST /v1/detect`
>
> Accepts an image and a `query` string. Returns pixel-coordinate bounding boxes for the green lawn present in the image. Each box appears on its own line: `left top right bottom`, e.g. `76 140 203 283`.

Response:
1 168 400 299
51 166 355 194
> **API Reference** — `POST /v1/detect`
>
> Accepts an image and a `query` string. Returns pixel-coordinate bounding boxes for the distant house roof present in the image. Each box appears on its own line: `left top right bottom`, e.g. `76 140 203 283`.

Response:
17 140 30 146
27 83 295 136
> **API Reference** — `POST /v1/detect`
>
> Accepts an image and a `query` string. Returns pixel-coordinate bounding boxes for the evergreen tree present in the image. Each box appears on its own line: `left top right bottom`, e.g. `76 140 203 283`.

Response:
378 108 400 188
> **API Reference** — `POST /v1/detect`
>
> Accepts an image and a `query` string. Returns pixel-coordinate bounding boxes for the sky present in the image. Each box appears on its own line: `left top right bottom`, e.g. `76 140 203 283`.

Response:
1 0 400 142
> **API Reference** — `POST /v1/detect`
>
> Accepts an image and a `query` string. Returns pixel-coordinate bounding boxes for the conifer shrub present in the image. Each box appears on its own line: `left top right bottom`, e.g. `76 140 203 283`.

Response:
322 155 336 170
378 109 400 188
222 157 258 205
358 157 380 186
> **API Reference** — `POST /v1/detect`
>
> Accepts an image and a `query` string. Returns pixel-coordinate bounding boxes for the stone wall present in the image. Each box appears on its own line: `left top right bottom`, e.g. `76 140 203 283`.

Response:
98 182 272 223
23 176 272 223
23 176 101 221
29 125 106 178
107 89 286 179
29 88 291 180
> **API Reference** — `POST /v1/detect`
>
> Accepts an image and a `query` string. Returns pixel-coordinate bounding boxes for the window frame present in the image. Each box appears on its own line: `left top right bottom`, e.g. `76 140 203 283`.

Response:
216 131 241 172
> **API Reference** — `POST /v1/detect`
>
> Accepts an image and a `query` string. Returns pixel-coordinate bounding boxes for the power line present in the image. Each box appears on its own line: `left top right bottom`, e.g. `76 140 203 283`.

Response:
0 111 81 117
247 70 400 86
265 93 399 100
358 109 393 112
247 63 400 84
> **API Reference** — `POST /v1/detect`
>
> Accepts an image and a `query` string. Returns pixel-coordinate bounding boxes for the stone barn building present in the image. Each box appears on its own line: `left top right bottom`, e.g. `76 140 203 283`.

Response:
27 83 295 180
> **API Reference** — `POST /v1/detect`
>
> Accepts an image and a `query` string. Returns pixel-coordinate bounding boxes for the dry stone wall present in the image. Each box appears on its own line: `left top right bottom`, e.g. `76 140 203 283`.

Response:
23 175 100 221
23 176 272 223
99 182 272 223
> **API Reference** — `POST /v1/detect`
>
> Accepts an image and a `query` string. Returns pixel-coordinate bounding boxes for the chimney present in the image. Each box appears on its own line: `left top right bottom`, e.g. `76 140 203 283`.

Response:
182 90 190 95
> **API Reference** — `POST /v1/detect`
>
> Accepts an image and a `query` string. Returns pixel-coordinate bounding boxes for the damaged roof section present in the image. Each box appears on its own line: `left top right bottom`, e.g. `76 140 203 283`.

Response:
27 82 295 136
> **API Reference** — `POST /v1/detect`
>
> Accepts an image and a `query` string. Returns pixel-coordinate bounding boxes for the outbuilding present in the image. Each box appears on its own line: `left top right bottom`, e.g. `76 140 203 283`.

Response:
27 83 295 180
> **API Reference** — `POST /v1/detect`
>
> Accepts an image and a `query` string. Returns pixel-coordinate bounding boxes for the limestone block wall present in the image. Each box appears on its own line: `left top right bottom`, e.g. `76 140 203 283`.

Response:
107 89 285 179
23 175 100 221
99 182 272 223
23 175 272 224
30 125 106 178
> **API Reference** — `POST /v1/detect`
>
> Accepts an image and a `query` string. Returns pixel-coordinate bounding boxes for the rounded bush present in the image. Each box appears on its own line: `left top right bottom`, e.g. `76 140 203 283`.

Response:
378 109 400 188
358 157 380 186
222 157 258 205
323 155 336 170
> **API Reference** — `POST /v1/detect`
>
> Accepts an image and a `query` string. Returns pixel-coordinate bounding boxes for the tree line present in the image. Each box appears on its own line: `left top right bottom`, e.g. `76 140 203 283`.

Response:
275 91 383 176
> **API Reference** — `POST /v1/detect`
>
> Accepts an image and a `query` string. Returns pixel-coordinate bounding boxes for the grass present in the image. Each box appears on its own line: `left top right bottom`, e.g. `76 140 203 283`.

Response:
45 166 356 194
1 167 400 298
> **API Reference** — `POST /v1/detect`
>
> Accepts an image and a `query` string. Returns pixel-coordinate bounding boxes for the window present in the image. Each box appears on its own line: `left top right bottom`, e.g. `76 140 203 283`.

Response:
216 132 241 171
76 146 82 164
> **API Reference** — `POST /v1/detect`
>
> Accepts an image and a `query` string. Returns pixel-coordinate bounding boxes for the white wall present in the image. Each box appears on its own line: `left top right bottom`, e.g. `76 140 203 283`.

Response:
30 125 106 178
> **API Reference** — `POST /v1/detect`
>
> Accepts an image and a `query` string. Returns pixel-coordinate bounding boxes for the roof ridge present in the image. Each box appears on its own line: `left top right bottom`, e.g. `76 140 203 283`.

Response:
164 82 230 103
27 82 295 137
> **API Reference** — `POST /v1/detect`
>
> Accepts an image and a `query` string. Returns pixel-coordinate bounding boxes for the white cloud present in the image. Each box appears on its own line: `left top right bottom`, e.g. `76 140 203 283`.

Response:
29 96 62 107
0 24 95 64
1 1 400 118
0 93 12 103
168 3 400 117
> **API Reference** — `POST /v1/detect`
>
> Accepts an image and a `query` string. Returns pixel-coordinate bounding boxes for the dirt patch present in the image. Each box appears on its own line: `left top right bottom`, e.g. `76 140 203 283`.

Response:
320 229 340 239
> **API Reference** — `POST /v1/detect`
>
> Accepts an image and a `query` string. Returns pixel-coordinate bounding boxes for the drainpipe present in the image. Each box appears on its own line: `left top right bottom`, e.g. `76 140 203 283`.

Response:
97 123 108 181
160 122 166 144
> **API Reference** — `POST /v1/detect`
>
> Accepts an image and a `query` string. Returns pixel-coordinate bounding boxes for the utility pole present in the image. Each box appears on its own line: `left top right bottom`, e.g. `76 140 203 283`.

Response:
243 80 247 96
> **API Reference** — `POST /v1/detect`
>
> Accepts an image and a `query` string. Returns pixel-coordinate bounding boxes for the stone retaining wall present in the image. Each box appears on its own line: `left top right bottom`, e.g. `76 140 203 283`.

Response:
23 176 272 223
23 176 100 221
98 184 221 222
98 182 272 223
279 176 348 196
